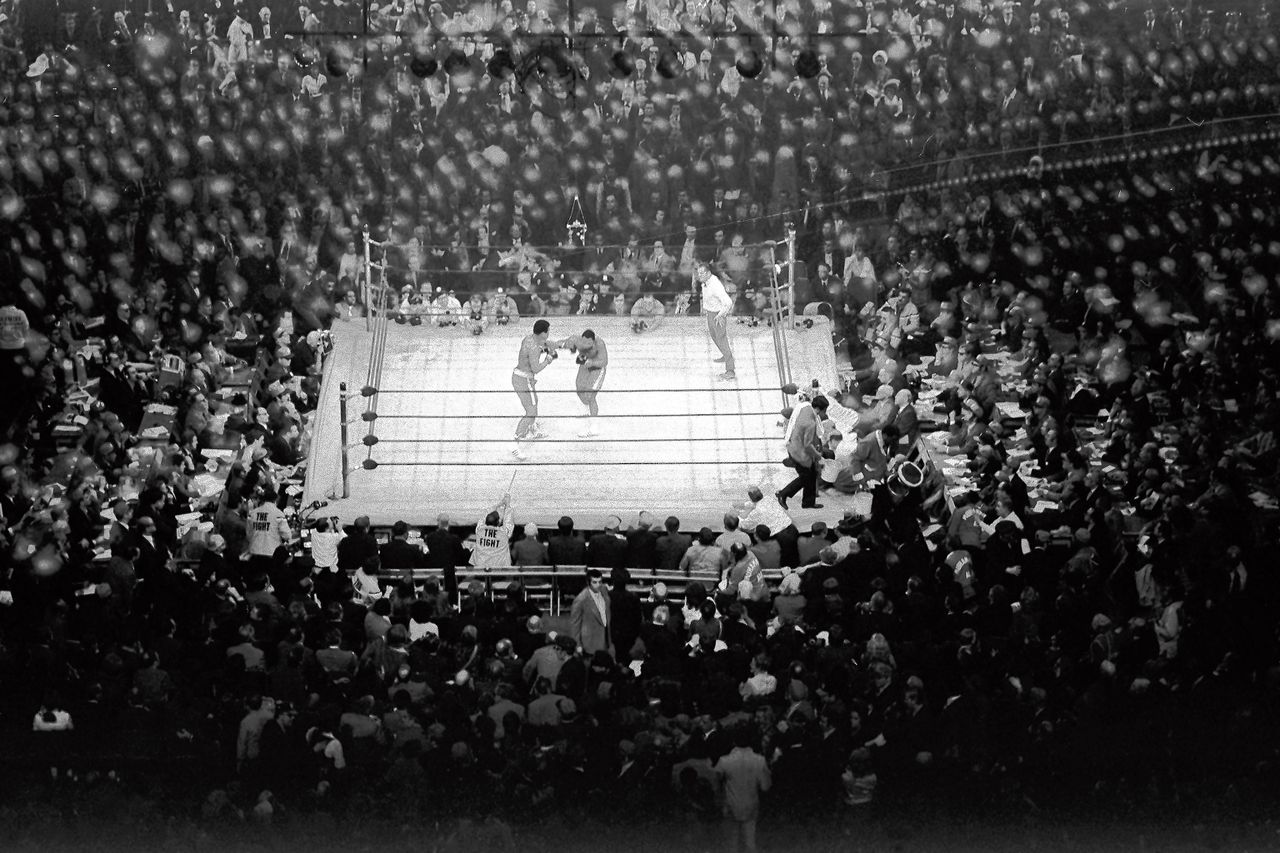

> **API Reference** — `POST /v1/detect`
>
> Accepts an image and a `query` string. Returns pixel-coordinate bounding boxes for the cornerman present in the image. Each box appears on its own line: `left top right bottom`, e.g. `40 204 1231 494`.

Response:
468 492 514 568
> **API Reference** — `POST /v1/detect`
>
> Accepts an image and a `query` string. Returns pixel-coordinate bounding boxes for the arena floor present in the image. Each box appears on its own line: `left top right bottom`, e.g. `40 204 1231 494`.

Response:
303 315 851 532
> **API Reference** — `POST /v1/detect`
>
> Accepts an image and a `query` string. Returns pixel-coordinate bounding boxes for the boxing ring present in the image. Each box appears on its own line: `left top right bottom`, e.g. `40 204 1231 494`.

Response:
302 313 851 531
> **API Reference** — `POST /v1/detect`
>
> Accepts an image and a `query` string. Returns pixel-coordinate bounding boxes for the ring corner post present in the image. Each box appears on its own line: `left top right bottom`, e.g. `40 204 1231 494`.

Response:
785 224 797 322
339 381 351 499
363 228 372 333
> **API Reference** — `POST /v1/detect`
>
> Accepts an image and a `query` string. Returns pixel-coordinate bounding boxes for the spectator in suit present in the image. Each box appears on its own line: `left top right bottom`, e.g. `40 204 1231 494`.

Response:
107 499 133 548
132 516 171 582
97 350 142 432
570 569 613 658
581 231 617 276
884 686 937 795
547 516 587 566
424 514 465 599
586 516 627 571
677 224 705 289
894 389 920 443
199 533 234 584
842 425 900 489
715 726 772 853
266 422 302 467
809 236 845 284
511 523 549 566
831 425 897 499
655 516 693 574
338 515 379 574
609 568 643 662
315 627 357 680
625 511 660 570
379 520 425 583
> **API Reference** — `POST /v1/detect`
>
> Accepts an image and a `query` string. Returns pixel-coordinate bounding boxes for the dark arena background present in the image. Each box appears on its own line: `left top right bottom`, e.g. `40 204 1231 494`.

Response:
0 0 1278 850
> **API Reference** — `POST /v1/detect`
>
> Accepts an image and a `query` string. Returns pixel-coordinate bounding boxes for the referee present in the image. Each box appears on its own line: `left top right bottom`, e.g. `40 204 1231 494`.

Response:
696 261 736 380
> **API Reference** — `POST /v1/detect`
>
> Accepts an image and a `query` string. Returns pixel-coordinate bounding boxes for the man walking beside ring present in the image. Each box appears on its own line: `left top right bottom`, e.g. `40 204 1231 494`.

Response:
777 395 830 510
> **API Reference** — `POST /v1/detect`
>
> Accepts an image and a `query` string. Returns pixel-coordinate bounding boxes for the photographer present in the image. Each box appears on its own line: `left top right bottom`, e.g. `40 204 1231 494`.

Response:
309 517 344 574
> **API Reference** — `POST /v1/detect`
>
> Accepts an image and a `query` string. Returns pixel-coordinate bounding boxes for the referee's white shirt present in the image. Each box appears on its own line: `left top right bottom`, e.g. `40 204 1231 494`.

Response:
701 274 733 315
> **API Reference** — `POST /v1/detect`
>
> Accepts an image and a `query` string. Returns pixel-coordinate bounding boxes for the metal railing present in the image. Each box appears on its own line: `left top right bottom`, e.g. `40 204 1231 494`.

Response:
877 111 1280 201
383 564 790 616
317 431 953 610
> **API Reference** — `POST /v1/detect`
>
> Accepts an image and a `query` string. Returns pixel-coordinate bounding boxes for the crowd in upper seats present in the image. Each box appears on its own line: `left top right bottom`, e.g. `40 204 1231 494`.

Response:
0 0 1278 835
5 0 1276 311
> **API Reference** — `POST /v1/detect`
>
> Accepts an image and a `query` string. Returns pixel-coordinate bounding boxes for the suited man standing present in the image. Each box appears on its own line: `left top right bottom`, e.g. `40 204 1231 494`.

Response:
715 727 772 853
424 513 466 599
776 396 830 510
97 351 141 431
132 516 171 583
337 516 379 573
570 569 613 657
379 520 425 584
608 568 643 662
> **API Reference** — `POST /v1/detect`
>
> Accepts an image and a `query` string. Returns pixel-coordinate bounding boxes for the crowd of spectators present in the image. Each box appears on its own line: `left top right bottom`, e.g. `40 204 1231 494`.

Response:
3 0 1276 313
0 0 1278 844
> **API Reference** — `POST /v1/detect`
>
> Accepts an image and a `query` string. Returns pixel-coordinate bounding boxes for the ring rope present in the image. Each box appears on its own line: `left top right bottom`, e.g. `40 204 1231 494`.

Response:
351 291 800 484
371 436 781 444
364 285 393 467
370 411 784 420
374 386 785 394
369 460 776 467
